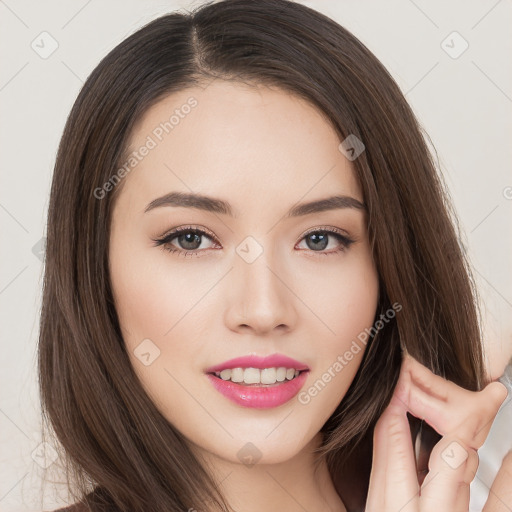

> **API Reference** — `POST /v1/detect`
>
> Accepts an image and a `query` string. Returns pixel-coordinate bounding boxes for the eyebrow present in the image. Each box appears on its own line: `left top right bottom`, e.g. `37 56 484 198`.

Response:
144 191 366 217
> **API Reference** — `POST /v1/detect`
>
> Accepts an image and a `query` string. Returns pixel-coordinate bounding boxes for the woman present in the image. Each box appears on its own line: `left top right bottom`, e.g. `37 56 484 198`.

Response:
38 1 510 510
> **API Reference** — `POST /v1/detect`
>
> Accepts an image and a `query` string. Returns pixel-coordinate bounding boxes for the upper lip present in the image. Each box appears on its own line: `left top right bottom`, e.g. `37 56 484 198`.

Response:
204 353 310 374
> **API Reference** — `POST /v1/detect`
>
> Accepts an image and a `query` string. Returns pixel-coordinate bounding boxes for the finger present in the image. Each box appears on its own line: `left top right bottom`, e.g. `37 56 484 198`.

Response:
404 355 508 417
401 353 460 402
483 450 512 512
420 434 479 512
366 393 420 512
405 378 506 449
465 381 510 447
396 355 508 448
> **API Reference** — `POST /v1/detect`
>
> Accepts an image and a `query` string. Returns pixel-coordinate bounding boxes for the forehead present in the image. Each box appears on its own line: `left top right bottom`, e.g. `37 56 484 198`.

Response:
119 80 362 210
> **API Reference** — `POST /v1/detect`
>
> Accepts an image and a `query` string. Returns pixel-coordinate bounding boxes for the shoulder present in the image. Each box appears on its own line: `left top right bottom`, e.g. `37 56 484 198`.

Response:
50 504 89 512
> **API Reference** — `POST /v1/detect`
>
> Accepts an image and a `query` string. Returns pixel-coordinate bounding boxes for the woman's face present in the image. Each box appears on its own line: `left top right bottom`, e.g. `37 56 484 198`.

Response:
109 80 379 465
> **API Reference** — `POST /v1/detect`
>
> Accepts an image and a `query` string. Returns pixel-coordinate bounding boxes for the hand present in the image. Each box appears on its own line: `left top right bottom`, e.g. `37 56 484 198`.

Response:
482 449 512 511
365 352 508 511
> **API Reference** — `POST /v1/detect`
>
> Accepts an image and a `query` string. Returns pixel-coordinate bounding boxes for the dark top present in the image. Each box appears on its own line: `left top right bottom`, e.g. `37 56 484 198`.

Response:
52 505 88 512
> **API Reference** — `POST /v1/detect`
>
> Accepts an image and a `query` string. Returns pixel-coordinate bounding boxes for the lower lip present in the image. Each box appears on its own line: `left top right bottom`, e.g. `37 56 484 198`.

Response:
206 371 309 409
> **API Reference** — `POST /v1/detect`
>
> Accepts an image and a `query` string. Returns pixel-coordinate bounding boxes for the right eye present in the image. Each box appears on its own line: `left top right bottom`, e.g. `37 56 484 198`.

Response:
152 225 220 258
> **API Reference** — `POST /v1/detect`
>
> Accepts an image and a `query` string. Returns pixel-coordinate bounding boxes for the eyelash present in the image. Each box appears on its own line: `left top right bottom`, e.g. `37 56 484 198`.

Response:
152 225 355 258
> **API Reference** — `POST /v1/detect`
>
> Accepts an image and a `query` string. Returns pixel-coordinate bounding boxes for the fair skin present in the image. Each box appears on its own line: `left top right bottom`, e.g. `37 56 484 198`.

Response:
109 80 509 511
369 353 509 511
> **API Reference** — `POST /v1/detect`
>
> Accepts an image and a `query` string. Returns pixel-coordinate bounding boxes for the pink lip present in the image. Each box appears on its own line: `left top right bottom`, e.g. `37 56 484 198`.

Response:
204 353 310 374
206 371 309 409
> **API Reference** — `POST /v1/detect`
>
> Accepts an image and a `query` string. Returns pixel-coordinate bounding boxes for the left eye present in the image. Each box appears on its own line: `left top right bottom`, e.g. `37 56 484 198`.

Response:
152 227 354 257
296 230 354 255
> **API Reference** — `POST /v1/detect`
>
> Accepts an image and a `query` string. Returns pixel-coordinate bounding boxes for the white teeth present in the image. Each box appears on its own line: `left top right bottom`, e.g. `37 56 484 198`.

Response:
219 369 233 381
244 367 261 384
215 367 302 385
230 368 244 383
276 367 287 382
261 367 277 384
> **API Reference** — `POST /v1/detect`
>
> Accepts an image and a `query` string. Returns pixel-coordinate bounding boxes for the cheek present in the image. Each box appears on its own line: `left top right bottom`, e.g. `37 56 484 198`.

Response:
290 252 379 403
111 260 167 344
110 239 209 344
109 243 208 410
292 251 379 343
293 268 378 420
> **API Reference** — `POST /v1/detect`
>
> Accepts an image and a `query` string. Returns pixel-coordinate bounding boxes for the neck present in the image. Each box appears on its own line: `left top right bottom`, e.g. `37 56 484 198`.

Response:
192 432 347 512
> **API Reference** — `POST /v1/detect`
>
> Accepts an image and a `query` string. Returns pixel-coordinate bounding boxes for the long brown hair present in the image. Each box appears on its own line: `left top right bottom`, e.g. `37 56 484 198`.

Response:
38 1 487 511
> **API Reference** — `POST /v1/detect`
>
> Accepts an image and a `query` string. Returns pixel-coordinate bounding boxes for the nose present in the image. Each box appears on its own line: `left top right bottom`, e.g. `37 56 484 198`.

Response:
224 247 298 336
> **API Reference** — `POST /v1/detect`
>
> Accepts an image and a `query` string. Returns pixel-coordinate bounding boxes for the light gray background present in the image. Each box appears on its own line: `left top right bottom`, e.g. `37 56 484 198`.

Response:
1 1 511 510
